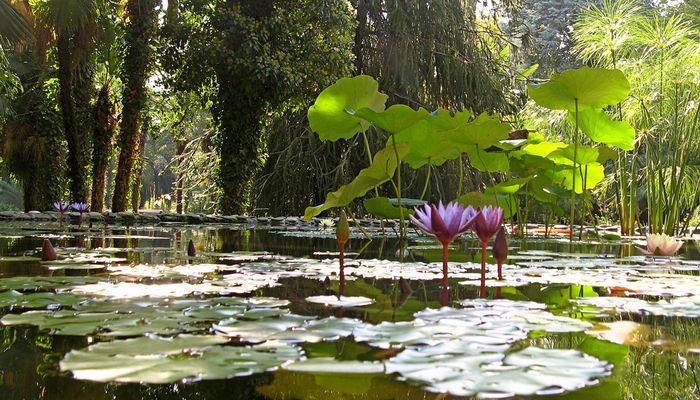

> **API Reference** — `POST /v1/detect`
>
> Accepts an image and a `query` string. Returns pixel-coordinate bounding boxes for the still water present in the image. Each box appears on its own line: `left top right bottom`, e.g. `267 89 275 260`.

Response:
0 222 698 400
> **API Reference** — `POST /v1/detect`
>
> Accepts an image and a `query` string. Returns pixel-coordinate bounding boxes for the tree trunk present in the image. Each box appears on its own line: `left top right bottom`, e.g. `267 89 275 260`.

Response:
212 84 264 215
111 0 158 212
175 140 185 214
90 84 116 212
56 32 88 203
131 123 148 213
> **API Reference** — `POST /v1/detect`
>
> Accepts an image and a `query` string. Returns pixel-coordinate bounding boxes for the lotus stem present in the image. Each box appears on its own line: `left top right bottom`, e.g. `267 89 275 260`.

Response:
480 241 487 298
441 242 449 289
339 241 345 297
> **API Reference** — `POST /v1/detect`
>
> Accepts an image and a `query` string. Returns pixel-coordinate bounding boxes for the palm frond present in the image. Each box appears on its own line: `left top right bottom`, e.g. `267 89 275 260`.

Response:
0 0 32 44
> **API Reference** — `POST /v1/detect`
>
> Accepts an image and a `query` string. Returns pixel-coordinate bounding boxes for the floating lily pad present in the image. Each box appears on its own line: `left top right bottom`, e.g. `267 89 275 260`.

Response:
305 296 375 307
59 334 302 383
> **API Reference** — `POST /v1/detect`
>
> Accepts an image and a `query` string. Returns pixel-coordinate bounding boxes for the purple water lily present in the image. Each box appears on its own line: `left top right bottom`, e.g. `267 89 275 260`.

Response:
411 202 479 293
53 202 71 227
71 202 89 227
471 205 504 297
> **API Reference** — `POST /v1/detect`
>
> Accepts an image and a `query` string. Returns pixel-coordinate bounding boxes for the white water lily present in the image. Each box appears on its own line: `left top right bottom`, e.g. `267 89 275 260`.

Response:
318 218 335 229
637 233 683 256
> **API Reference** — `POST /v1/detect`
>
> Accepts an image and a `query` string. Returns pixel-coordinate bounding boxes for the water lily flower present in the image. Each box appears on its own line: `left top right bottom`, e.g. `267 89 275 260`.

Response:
71 202 89 227
336 211 350 296
319 218 335 229
53 202 71 227
637 233 683 257
41 239 57 261
471 206 504 297
187 239 196 257
411 201 479 289
492 227 508 280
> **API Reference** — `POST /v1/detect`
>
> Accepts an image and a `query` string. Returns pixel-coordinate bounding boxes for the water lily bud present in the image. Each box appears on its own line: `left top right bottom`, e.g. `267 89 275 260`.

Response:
41 239 57 261
336 211 350 245
492 227 508 264
187 240 196 257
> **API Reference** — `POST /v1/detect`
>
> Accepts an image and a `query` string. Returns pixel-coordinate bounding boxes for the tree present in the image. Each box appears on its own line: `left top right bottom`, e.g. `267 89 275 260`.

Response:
111 0 158 212
90 83 116 212
34 0 97 203
160 0 355 214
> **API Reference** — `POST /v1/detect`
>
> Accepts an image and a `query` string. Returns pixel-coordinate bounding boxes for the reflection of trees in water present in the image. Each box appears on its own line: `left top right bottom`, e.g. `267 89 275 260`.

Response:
525 317 700 400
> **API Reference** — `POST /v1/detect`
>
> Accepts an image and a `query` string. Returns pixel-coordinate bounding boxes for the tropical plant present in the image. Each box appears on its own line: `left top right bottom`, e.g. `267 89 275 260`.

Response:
527 67 634 239
573 0 700 235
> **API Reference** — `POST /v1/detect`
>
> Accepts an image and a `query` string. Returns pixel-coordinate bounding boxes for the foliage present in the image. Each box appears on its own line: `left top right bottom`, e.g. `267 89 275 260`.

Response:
571 0 700 235
111 0 158 212
160 0 355 214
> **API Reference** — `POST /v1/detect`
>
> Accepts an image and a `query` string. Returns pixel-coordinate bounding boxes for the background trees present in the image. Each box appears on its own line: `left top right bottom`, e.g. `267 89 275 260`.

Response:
0 0 696 232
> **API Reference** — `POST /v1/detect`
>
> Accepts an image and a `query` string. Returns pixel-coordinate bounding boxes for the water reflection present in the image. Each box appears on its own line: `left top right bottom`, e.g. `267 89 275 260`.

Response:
0 222 697 399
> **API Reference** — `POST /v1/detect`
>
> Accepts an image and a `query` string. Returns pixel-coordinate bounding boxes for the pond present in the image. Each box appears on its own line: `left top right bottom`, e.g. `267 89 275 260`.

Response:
0 220 698 400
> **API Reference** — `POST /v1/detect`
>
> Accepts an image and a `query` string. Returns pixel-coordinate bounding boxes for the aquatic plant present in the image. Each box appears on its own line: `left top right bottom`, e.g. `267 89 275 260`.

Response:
53 202 71 227
336 210 350 295
41 239 57 261
637 233 683 257
492 227 508 280
187 240 196 257
410 202 478 289
472 206 504 296
71 202 89 227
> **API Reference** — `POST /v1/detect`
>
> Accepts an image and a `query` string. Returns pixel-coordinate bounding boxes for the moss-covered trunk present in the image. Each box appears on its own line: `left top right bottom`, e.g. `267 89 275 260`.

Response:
56 33 88 203
212 83 265 215
90 84 116 212
112 0 157 212
131 121 148 213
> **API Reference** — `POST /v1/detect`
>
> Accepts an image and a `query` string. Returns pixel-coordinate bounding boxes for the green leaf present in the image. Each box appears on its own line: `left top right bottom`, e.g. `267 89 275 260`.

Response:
571 108 635 150
465 146 510 173
352 105 430 134
517 141 567 158
520 63 539 78
304 143 409 220
391 109 471 168
548 145 600 166
596 145 619 163
307 76 388 141
363 197 415 219
548 163 605 194
528 67 630 111
451 112 511 148
455 192 518 218
485 177 533 194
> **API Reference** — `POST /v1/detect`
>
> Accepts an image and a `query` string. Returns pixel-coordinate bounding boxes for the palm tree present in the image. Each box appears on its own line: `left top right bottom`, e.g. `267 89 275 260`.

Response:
111 0 158 212
0 0 32 44
33 0 97 203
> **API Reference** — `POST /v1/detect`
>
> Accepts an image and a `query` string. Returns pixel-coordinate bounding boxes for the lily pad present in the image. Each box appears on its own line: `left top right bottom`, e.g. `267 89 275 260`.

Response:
59 334 302 383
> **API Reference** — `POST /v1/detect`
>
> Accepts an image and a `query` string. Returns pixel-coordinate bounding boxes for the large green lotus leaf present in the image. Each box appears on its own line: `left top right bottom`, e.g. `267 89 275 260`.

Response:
465 146 510 173
570 108 635 150
363 197 414 219
527 175 563 203
391 109 470 168
456 192 518 218
308 75 388 141
528 67 630 111
352 105 430 134
548 163 605 194
516 141 567 158
596 145 619 163
60 335 302 383
492 139 528 151
485 177 533 195
548 145 600 166
450 112 510 148
304 142 409 220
